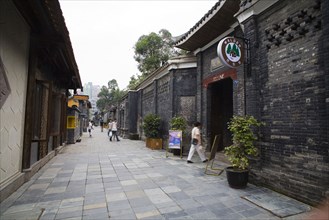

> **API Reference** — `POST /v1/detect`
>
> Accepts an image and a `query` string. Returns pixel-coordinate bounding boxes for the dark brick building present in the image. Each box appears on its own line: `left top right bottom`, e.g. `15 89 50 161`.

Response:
120 0 328 206
118 55 197 149
174 0 328 206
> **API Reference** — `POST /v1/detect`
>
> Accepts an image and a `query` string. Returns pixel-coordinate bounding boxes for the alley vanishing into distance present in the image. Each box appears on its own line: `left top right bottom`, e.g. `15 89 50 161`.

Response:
0 129 314 220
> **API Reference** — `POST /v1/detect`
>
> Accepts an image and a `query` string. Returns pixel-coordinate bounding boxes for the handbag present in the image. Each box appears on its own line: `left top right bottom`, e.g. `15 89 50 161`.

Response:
192 138 198 145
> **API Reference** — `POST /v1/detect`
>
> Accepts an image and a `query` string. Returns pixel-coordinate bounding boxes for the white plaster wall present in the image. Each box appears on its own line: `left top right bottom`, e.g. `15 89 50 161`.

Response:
0 1 30 186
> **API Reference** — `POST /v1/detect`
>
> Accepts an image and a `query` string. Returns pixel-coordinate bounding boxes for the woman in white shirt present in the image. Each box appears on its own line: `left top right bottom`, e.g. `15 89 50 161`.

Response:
187 122 208 163
110 120 120 141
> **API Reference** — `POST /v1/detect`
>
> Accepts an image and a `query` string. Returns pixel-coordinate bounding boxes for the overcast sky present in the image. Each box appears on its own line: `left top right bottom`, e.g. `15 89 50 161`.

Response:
59 0 217 89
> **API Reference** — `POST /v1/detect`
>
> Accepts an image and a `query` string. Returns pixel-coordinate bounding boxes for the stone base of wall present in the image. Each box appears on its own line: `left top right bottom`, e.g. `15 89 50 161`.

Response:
129 133 140 140
119 129 129 139
0 172 25 203
0 147 60 203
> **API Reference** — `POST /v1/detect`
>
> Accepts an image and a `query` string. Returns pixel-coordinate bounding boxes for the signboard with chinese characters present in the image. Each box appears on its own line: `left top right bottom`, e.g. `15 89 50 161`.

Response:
217 37 244 68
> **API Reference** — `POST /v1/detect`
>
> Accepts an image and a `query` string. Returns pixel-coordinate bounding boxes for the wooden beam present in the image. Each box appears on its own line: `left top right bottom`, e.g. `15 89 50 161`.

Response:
32 33 65 48
22 37 38 170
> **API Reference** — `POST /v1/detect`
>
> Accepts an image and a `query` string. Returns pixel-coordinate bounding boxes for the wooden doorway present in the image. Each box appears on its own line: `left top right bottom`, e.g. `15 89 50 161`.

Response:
208 77 233 152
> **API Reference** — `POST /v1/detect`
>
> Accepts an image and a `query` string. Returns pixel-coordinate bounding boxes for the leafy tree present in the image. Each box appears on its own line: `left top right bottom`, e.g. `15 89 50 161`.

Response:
108 79 118 91
133 29 177 77
134 32 162 75
128 74 140 90
127 73 147 90
96 79 125 111
111 88 125 103
96 86 111 111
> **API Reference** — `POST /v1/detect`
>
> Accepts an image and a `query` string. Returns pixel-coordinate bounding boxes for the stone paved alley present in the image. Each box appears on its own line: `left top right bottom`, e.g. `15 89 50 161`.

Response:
0 129 316 220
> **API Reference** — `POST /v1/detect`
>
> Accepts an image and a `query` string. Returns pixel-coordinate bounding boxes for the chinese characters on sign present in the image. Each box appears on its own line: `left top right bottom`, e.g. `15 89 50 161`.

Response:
217 37 244 68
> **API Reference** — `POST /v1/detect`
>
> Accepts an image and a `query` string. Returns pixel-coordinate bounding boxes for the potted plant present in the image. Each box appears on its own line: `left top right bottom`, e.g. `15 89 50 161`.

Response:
170 116 187 132
224 115 263 188
142 113 162 150
169 116 187 155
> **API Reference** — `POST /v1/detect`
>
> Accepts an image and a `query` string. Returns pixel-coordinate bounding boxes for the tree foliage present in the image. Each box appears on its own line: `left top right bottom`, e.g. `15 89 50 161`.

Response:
96 86 111 111
133 29 177 77
142 114 161 138
224 115 264 170
108 79 118 91
129 29 189 90
96 79 125 112
127 74 146 90
170 116 187 134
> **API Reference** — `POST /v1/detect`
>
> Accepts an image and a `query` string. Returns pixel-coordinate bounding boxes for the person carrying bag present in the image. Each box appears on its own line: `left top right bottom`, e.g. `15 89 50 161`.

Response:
187 122 208 163
110 119 120 141
108 120 113 140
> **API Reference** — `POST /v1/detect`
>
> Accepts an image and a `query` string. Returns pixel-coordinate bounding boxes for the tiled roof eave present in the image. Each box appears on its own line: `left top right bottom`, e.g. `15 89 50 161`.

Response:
13 0 83 89
176 1 223 44
175 0 240 51
44 0 82 88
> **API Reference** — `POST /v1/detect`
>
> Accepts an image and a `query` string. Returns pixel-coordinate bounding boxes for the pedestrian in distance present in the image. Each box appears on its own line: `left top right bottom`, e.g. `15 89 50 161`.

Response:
187 122 208 163
110 119 120 141
108 119 113 139
88 120 93 137
100 119 104 132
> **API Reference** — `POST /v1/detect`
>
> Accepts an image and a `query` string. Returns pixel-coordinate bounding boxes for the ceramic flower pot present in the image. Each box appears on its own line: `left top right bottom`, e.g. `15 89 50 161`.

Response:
225 166 249 189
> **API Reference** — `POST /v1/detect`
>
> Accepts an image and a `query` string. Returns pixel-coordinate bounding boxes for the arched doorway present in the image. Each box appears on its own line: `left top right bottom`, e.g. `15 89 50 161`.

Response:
207 77 233 152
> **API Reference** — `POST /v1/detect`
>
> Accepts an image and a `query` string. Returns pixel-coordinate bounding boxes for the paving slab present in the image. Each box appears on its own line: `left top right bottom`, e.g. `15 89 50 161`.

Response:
242 187 312 218
0 129 315 220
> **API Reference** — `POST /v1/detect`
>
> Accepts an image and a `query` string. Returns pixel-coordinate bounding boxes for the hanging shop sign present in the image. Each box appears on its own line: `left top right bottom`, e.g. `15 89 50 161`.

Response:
217 37 244 68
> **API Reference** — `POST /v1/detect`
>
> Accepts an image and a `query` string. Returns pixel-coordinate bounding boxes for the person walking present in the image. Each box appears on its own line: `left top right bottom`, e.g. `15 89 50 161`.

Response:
108 119 113 138
187 122 208 163
100 119 104 132
88 121 93 137
110 119 120 141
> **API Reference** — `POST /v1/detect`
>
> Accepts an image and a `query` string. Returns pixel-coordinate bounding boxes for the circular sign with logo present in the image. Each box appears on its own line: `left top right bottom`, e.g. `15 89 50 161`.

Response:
217 37 244 68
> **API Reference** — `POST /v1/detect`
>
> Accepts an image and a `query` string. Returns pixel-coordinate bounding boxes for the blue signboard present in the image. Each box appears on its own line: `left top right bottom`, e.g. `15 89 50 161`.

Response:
168 130 182 149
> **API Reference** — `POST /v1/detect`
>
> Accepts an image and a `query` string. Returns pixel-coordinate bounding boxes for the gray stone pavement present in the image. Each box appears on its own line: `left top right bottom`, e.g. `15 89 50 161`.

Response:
0 128 316 220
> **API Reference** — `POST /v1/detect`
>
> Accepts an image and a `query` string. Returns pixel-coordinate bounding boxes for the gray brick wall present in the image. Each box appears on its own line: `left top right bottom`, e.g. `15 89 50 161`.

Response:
116 0 328 206
127 91 139 134
157 74 171 136
120 66 198 146
241 0 328 205
173 68 198 153
195 0 328 206
173 68 197 121
142 84 155 116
